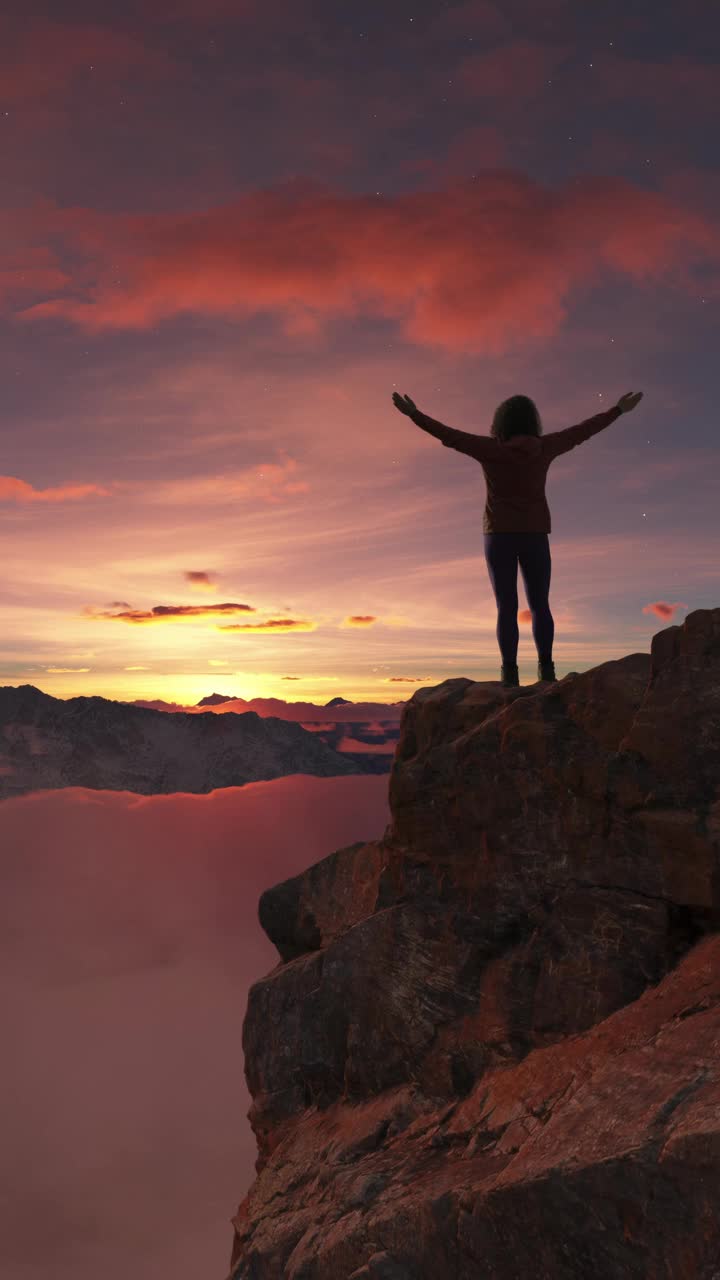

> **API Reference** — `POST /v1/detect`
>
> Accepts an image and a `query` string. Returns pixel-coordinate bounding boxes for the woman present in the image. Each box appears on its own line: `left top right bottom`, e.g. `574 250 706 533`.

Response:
391 388 644 688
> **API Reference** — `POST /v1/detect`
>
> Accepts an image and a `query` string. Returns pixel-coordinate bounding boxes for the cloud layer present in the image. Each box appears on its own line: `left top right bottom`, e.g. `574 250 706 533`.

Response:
0 774 391 1279
10 176 719 353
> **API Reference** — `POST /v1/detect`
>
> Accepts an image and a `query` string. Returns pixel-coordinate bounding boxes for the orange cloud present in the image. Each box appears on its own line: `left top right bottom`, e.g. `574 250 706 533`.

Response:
0 476 110 502
518 609 532 623
641 601 688 620
11 173 720 353
217 618 316 633
343 616 378 627
387 675 436 683
84 602 256 623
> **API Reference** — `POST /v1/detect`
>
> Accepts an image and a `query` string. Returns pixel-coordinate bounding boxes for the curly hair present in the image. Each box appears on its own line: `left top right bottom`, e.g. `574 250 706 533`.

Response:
490 394 543 442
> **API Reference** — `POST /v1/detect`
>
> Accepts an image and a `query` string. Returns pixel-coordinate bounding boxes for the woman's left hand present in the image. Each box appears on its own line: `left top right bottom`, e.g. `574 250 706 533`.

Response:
392 392 418 416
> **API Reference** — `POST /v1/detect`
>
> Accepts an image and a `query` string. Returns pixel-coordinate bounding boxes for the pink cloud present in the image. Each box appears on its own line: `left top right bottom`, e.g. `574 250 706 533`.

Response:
0 476 110 503
9 174 720 355
641 601 688 621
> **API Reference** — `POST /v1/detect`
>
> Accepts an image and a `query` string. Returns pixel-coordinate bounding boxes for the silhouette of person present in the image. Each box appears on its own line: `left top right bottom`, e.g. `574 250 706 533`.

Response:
392 389 643 687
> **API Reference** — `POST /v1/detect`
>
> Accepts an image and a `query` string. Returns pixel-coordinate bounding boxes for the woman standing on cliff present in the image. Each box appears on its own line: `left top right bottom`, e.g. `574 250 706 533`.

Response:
391 388 644 688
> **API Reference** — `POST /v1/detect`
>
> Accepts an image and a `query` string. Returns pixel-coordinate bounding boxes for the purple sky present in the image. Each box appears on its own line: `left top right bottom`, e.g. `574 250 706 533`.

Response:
1 1 719 701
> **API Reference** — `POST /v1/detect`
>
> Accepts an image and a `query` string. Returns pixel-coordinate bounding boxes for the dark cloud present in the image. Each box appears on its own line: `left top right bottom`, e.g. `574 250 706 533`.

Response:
85 602 256 623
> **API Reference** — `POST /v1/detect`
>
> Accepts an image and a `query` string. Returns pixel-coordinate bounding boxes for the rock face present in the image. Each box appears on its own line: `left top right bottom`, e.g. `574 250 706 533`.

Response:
228 609 720 1279
0 684 372 799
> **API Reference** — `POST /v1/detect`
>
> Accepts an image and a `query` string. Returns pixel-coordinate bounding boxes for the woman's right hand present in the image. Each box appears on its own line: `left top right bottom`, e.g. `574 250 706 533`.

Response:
616 391 643 414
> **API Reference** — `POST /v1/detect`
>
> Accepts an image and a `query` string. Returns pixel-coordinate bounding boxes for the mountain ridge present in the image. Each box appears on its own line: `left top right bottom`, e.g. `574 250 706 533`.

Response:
0 683 377 800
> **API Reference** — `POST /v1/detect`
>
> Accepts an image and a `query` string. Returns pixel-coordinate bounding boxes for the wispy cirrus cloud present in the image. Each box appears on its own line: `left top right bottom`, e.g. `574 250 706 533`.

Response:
387 675 435 683
217 617 316 633
106 456 310 508
45 665 91 673
0 476 110 503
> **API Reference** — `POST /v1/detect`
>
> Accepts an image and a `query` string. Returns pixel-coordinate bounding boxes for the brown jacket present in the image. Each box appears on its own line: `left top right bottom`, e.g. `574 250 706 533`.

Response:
411 404 624 533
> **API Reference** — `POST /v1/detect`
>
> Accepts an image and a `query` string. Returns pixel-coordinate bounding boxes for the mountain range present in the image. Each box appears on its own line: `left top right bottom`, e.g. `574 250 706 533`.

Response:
0 684 393 801
130 691 404 762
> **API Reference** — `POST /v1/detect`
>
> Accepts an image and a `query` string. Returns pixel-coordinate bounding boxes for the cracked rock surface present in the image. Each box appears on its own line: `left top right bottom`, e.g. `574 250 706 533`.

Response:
227 608 720 1279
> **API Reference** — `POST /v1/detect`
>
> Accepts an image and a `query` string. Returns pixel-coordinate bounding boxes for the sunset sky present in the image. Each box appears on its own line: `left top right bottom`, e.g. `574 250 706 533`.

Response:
2 0 719 704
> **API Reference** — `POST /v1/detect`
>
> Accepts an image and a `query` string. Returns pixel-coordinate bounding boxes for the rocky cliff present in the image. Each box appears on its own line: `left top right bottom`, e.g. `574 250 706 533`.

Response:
227 609 720 1279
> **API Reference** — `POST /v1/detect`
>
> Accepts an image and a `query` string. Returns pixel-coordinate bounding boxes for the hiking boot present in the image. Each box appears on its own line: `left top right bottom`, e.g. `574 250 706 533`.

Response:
537 659 557 683
501 662 519 688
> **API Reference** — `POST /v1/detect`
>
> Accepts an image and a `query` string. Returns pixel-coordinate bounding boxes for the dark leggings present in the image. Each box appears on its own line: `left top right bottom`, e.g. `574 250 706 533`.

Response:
483 532 554 666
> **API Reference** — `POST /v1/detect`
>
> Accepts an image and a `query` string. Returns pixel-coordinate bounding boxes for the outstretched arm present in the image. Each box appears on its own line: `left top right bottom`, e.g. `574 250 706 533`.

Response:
391 392 499 462
544 392 643 460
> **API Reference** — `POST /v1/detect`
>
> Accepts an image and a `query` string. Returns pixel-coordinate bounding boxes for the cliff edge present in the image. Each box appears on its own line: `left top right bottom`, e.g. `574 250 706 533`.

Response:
227 608 720 1279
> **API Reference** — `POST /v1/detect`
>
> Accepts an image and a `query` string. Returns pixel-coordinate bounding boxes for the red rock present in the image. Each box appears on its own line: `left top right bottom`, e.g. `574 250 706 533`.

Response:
226 609 720 1278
